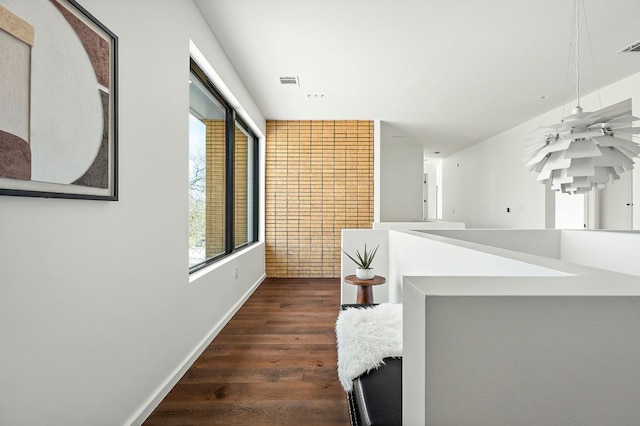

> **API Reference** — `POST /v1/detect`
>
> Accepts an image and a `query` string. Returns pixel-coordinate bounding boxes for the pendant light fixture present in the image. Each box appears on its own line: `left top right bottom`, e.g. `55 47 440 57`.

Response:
523 0 640 194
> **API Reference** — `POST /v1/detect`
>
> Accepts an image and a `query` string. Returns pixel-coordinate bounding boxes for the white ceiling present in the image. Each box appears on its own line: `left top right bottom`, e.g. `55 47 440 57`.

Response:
194 0 640 157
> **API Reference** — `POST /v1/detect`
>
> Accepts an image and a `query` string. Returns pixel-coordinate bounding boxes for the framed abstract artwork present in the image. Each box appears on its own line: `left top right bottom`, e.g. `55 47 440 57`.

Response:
0 0 118 200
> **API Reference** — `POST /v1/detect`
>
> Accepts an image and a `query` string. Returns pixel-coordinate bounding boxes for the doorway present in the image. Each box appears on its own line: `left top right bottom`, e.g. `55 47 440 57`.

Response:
599 171 633 229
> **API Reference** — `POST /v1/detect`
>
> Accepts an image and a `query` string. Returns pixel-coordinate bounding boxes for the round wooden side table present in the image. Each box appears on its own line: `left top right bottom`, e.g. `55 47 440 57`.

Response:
344 275 386 304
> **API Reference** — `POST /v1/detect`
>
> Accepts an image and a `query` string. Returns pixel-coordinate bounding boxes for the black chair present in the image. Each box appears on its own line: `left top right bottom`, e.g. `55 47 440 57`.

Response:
339 304 402 426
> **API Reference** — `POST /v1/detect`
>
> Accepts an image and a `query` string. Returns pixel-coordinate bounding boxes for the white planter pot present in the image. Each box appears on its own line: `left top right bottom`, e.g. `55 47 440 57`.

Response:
356 268 374 280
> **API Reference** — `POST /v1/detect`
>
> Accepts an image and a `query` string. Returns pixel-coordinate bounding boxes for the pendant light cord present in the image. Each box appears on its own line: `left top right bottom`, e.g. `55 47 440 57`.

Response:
575 0 580 108
561 0 578 120
562 0 601 117
581 0 602 109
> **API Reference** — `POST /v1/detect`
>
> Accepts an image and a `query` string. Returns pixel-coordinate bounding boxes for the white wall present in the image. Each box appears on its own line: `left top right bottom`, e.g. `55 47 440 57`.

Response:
0 1 266 424
443 71 640 229
442 123 547 228
380 141 424 221
561 230 640 276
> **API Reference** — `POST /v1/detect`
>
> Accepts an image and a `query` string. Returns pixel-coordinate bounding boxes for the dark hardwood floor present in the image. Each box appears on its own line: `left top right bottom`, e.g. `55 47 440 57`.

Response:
144 278 350 425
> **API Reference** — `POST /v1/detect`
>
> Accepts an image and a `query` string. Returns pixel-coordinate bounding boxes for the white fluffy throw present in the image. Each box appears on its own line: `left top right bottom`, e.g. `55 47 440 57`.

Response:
335 303 403 392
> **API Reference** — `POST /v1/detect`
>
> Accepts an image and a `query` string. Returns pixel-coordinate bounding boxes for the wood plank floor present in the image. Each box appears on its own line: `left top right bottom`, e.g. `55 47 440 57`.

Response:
144 278 350 425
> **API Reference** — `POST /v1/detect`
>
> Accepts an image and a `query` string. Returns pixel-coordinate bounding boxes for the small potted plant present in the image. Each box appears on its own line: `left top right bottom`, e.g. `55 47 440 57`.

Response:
343 244 379 280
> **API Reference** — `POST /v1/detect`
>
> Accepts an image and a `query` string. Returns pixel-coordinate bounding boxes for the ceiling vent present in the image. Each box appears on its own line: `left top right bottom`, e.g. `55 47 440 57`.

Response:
618 41 640 53
279 76 299 86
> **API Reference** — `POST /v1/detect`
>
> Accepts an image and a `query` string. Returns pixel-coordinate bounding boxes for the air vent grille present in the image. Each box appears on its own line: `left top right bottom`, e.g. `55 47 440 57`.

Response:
618 41 640 53
279 76 299 86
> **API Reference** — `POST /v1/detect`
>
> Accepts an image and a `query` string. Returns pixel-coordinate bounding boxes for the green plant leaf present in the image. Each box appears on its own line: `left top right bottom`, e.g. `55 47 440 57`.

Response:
342 244 379 269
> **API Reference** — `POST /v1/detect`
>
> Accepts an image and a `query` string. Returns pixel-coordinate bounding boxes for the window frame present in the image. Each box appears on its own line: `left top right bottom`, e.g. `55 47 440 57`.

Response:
189 59 259 274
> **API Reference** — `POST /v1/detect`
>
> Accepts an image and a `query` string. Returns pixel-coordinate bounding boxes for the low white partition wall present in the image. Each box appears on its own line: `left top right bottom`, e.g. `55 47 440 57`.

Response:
341 229 571 304
420 229 562 259
372 220 465 230
404 273 640 425
387 230 569 303
341 228 640 424
341 229 640 304
422 229 640 277
561 230 640 276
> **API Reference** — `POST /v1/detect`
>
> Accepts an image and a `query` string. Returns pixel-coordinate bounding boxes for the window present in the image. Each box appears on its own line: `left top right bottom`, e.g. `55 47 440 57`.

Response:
234 122 256 248
188 60 258 272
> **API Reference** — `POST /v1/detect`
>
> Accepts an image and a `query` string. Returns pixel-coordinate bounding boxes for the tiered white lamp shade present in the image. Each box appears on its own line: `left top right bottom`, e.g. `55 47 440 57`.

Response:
524 102 640 194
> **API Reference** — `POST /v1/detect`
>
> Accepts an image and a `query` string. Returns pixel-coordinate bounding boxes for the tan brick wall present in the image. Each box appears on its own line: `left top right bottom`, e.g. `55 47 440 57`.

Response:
265 120 374 278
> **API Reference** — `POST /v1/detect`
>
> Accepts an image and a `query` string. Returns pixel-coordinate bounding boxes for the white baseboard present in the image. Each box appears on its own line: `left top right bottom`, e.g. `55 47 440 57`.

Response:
127 273 266 426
